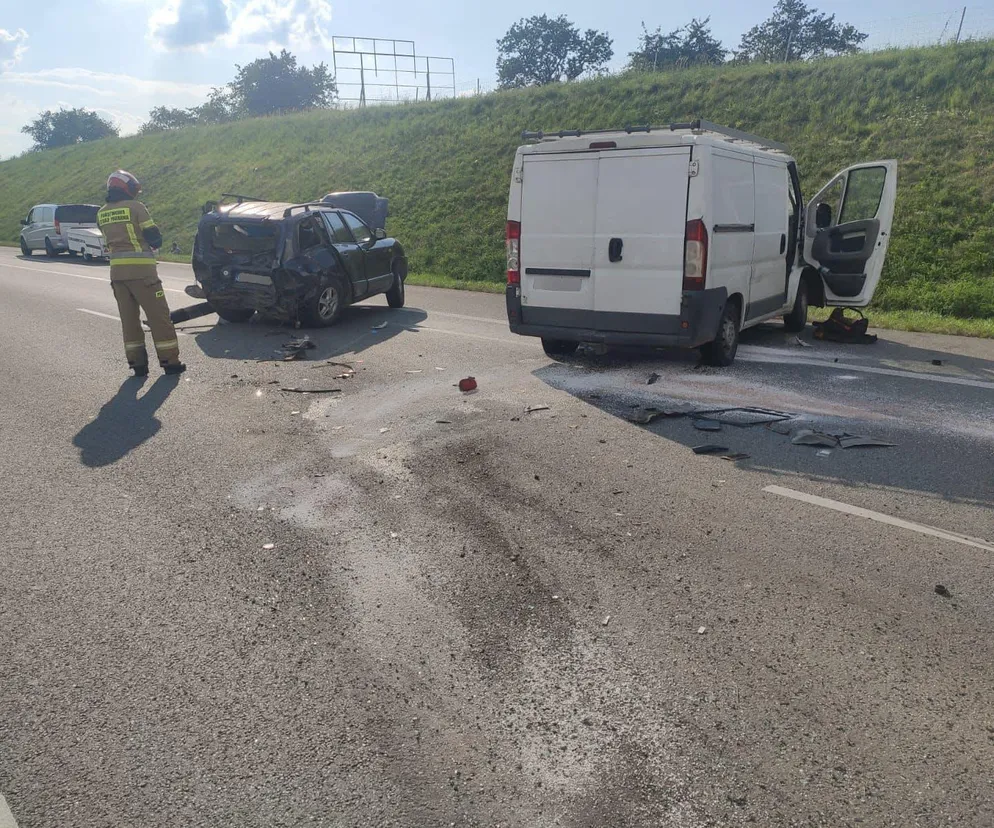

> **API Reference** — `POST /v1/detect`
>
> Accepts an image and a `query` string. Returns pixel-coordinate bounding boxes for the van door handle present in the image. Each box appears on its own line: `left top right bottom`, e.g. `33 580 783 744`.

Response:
608 238 623 262
780 233 787 254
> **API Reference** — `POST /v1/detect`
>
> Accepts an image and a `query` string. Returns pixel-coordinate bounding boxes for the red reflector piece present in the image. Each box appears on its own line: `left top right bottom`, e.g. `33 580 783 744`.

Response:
459 377 478 392
589 141 617 149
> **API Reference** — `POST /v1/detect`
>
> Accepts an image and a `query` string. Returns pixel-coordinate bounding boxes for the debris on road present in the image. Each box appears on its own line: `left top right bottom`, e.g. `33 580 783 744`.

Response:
436 419 452 424
170 301 214 324
794 336 812 348
816 449 833 457
792 429 895 449
458 377 478 392
406 370 423 374
379 427 391 434
935 584 952 598
262 543 275 550
813 308 878 344
647 372 661 385
697 626 707 635
838 435 896 449
932 359 944 366
602 615 611 627
692 444 730 455
525 404 550 414
791 429 839 448
280 386 342 394
372 321 389 330
722 452 750 461
694 419 722 432
281 337 316 361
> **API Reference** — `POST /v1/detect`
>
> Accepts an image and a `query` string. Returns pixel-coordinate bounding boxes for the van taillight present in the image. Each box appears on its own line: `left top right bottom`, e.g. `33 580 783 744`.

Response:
506 220 521 285
683 219 708 291
54 219 61 235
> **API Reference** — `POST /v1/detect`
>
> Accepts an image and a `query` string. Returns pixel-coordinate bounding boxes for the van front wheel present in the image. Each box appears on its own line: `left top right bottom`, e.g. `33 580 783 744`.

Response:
701 303 740 367
541 338 579 359
783 279 809 333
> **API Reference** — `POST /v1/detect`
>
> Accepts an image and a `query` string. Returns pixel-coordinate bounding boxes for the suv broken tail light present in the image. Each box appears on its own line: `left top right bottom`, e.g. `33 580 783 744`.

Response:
683 219 708 291
506 220 521 285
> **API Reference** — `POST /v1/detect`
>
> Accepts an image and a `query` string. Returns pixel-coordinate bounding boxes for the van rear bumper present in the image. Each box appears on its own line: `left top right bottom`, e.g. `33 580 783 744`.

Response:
506 287 728 348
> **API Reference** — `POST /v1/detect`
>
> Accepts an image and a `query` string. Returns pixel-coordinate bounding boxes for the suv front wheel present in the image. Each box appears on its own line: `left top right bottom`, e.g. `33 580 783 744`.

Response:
19 237 31 256
302 274 348 327
385 263 405 308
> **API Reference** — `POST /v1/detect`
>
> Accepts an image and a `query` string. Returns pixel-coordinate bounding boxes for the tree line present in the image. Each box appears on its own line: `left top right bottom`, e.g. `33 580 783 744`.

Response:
497 0 869 87
20 0 865 151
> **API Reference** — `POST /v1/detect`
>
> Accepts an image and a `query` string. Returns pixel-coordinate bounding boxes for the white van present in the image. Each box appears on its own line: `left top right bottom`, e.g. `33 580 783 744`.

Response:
504 121 896 365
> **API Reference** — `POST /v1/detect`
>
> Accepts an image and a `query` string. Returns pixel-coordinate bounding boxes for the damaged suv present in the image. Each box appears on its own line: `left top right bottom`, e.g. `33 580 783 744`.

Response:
192 194 407 326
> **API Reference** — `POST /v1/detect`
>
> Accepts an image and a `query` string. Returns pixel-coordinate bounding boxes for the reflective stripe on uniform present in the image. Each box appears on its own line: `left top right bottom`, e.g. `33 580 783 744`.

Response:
126 222 142 252
140 218 157 230
109 250 155 260
154 339 179 350
124 341 146 350
98 207 132 226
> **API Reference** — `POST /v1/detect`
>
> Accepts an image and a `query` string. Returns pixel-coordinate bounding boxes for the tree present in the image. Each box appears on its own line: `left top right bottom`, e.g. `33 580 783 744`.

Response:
228 49 337 117
496 14 613 88
629 18 726 71
736 0 867 62
20 108 118 151
139 106 197 135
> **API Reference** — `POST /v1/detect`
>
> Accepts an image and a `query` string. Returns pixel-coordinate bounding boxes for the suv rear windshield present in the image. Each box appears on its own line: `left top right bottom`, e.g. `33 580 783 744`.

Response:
211 222 281 253
55 204 99 223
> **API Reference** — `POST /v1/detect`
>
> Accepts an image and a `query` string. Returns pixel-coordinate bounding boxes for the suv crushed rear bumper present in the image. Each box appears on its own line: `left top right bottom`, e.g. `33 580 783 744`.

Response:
506 286 728 348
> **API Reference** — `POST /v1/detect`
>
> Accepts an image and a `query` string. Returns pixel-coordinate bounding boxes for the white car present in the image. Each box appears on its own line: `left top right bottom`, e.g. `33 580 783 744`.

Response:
66 227 108 261
504 120 896 365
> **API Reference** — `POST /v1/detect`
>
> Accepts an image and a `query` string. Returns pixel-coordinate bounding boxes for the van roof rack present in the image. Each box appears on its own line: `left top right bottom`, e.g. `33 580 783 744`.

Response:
520 120 788 153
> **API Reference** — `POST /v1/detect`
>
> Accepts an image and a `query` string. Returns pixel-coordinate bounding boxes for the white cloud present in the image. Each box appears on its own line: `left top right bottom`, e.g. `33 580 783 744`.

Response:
3 68 213 100
0 28 29 71
148 0 332 51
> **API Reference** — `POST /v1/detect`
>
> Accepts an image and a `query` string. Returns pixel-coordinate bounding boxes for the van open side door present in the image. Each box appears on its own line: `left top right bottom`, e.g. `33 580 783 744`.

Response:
803 161 896 307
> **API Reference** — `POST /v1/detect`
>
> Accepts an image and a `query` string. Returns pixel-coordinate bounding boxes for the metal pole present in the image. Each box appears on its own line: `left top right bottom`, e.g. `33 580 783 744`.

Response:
784 28 794 62
426 61 432 102
359 62 366 107
955 7 967 42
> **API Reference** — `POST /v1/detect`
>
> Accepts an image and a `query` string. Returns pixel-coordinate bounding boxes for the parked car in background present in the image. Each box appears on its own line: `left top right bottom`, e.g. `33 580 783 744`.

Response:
67 227 108 261
192 195 407 327
20 203 100 257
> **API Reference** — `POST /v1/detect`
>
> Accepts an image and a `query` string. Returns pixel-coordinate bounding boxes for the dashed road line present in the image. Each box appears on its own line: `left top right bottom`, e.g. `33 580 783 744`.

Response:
764 485 994 552
0 793 19 828
77 308 121 322
3 261 187 294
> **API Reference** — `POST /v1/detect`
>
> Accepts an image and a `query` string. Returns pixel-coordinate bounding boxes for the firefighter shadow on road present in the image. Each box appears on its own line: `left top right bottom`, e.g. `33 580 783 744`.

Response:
188 304 428 362
73 375 180 468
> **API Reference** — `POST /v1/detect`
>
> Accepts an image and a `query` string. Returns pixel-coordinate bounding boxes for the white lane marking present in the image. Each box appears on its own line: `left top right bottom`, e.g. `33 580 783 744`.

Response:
0 793 19 828
2 262 187 294
427 310 505 325
764 485 994 552
76 308 193 336
412 324 529 346
77 308 120 321
740 347 994 391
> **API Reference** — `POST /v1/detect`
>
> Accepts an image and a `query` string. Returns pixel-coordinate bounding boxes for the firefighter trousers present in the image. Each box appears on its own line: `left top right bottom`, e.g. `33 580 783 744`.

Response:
110 271 181 368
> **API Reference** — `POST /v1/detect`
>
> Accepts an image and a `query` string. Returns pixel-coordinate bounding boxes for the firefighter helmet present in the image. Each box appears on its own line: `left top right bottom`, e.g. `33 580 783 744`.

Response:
107 169 141 198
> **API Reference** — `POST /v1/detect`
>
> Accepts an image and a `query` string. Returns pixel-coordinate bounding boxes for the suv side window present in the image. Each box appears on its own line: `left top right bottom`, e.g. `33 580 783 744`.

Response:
342 212 373 245
297 216 330 251
322 211 353 244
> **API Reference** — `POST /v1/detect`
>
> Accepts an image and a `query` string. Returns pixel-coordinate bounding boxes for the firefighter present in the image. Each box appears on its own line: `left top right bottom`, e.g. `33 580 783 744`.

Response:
97 170 185 376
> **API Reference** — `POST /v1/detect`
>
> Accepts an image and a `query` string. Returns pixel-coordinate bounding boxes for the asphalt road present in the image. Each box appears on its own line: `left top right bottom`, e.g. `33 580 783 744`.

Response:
2 246 993 828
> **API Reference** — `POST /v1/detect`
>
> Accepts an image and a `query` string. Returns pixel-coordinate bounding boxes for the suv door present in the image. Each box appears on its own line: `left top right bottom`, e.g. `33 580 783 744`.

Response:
342 211 393 295
803 161 897 307
321 211 367 298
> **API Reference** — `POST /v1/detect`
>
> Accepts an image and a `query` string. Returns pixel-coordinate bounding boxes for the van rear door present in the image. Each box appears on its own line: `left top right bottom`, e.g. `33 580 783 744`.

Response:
519 154 598 317
593 148 691 320
803 161 897 307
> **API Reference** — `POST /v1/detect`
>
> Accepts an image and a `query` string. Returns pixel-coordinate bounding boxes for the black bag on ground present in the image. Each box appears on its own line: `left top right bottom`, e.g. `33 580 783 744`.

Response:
812 308 878 344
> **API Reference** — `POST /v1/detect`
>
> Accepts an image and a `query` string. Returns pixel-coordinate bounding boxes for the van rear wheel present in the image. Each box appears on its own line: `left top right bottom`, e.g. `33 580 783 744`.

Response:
701 302 740 367
44 237 59 258
541 338 579 359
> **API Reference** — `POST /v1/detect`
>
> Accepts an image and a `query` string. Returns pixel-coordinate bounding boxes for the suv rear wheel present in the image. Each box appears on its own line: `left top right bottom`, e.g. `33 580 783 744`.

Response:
19 237 31 256
701 301 740 367
301 274 348 327
385 264 405 308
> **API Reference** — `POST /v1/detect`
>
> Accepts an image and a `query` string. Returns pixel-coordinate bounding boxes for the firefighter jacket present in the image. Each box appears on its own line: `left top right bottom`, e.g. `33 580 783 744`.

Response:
97 195 164 281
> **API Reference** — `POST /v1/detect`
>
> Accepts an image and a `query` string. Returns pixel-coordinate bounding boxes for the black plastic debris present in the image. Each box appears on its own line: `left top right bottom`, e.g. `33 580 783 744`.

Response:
932 359 943 366
721 452 750 461
694 419 722 432
170 301 214 324
282 337 316 361
838 435 896 449
647 372 661 385
791 429 895 449
935 584 952 598
791 429 839 447
692 444 729 455
280 387 342 394
812 308 877 344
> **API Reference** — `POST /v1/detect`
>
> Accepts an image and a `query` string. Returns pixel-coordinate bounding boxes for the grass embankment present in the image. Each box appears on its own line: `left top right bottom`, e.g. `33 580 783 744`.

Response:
3 41 994 334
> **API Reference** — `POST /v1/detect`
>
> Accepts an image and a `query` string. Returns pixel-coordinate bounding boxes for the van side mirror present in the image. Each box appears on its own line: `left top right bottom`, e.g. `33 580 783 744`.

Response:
20 218 28 226
374 228 386 240
815 202 833 229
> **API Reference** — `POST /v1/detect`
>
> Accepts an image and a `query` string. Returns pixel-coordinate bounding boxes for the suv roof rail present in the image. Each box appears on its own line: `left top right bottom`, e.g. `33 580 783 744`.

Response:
521 119 787 152
220 192 267 204
282 201 334 218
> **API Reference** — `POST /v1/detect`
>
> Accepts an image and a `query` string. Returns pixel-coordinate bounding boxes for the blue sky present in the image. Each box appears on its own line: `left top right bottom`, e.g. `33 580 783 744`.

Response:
0 0 987 158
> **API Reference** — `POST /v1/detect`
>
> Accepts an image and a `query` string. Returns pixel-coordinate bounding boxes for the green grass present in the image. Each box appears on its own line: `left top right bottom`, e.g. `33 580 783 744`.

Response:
3 40 994 328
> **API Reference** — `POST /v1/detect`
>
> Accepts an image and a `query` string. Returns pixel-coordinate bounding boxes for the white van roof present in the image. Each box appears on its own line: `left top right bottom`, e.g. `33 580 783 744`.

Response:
519 120 791 163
